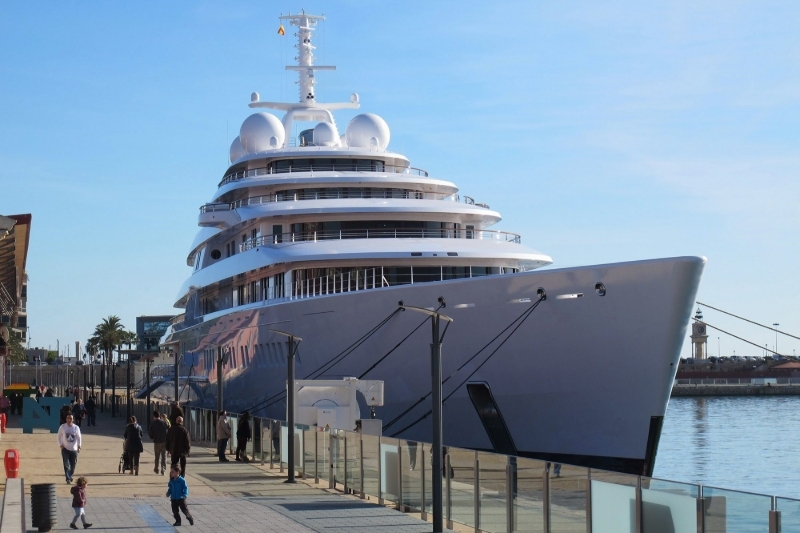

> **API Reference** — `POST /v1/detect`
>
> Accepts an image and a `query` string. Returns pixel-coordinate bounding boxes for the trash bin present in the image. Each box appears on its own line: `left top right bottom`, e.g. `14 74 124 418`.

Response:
4 449 19 478
30 483 58 532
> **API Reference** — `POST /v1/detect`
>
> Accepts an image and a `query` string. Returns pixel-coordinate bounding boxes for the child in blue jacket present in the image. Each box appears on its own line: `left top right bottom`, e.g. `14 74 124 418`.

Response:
166 465 194 526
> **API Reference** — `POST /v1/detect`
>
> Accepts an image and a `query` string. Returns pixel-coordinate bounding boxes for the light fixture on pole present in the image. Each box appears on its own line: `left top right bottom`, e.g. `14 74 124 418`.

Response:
398 297 454 533
270 329 302 484
773 323 779 357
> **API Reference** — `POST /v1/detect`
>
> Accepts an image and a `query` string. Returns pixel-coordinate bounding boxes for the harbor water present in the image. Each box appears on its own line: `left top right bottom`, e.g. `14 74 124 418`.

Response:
655 396 800 498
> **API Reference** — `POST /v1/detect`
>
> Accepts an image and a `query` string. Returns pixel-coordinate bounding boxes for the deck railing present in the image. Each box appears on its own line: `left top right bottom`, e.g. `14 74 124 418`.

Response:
219 163 429 187
129 400 799 532
239 228 521 252
199 190 475 213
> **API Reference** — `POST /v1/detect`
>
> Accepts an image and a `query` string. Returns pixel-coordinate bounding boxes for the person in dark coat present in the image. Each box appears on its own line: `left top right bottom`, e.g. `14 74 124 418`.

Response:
148 411 168 475
168 402 184 427
84 396 96 427
71 399 86 428
124 416 144 475
235 411 251 462
60 404 73 424
166 416 191 476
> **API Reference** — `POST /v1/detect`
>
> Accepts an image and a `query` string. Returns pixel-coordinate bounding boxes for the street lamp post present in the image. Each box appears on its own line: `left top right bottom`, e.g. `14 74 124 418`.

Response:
398 298 454 533
270 329 302 483
216 346 229 414
773 323 780 357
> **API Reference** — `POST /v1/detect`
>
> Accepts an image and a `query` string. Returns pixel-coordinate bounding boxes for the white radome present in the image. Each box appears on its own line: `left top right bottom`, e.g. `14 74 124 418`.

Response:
239 112 285 154
229 136 246 163
313 122 339 147
345 113 390 149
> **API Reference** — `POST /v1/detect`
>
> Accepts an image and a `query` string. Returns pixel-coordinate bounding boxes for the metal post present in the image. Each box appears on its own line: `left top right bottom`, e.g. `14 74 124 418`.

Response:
269 420 274 469
174 345 179 404
770 496 781 533
397 442 403 511
446 454 452 530
126 357 131 420
543 463 551 533
344 432 349 493
506 460 513 533
315 429 319 483
422 443 427 520
359 435 365 499
635 476 642 533
302 429 306 479
474 452 480 533
328 430 335 489
696 494 705 533
111 363 116 417
431 314 443 532
145 358 151 418
586 469 593 533
378 437 383 504
286 335 296 483
100 362 105 413
216 347 223 413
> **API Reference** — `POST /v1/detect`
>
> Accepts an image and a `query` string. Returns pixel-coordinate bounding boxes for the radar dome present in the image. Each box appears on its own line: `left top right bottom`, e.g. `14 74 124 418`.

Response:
229 136 246 163
239 113 285 154
313 122 338 147
345 113 390 149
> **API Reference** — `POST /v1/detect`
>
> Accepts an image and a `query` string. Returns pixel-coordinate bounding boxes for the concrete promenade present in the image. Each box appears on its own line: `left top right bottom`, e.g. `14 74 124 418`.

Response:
0 410 451 533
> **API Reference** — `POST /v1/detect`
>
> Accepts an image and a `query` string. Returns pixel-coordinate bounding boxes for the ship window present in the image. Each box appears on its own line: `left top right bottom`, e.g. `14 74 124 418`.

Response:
413 266 442 284
471 267 489 277
443 266 469 280
384 267 411 286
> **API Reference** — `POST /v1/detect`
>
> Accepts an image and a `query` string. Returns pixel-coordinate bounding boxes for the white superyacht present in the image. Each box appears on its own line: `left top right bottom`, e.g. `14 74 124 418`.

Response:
162 12 704 475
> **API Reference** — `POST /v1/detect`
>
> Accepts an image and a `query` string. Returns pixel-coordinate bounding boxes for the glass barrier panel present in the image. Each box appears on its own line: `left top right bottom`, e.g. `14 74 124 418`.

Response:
549 462 587 533
702 486 771 533
230 416 239 451
777 497 800 533
280 424 288 469
303 427 316 478
478 451 508 533
319 428 330 481
361 433 380 498
331 430 344 487
422 442 431 516
590 469 638 533
380 437 401 503
447 446 476 530
245 417 256 458
270 421 281 465
294 424 305 476
346 431 361 491
401 440 422 511
190 409 198 441
514 457 545 533
641 478 699 533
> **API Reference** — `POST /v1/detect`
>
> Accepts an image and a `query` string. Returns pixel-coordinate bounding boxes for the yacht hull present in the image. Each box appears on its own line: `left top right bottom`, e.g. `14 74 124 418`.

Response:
165 255 704 475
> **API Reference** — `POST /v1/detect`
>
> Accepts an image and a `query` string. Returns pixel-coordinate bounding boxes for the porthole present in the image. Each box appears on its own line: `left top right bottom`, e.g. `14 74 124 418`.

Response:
595 283 606 296
210 249 221 260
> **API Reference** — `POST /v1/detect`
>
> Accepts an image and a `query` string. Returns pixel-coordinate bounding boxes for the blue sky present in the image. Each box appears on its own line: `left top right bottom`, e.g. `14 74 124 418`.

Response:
1 1 798 359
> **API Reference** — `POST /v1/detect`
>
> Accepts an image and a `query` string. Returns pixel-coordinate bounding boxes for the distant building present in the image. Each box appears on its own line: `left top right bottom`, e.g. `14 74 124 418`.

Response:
690 308 709 359
24 347 48 364
0 214 31 347
136 315 176 352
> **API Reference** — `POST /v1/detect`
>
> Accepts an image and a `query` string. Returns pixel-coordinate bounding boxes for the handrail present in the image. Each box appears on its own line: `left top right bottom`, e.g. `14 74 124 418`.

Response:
199 190 470 213
239 227 521 252
219 163 429 187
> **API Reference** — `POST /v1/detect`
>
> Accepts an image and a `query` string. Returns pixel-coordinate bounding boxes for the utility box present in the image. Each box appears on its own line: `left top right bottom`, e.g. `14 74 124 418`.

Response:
292 377 384 432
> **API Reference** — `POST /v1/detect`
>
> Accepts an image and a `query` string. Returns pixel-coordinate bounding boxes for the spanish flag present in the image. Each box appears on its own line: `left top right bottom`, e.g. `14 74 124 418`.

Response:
277 24 285 36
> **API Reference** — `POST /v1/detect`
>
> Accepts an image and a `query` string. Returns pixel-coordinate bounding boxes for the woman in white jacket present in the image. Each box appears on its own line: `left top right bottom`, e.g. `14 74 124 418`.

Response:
57 414 82 483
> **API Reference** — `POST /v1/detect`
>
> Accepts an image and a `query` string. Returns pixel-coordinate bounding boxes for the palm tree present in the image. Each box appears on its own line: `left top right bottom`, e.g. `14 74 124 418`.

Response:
92 316 126 365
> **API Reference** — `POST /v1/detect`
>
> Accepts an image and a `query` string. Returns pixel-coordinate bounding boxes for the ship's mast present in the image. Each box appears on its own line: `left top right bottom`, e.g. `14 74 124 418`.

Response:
248 11 360 148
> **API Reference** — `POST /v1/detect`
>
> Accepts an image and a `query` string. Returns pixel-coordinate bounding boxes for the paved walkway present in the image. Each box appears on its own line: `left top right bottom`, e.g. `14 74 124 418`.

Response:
0 408 452 532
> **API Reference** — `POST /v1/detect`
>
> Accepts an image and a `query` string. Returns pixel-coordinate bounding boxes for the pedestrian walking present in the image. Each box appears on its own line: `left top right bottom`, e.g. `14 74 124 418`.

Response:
84 396 96 427
235 411 251 462
216 411 231 462
123 416 144 476
166 464 194 526
271 420 281 461
69 476 92 529
60 404 72 424
0 394 10 415
166 416 190 476
148 411 168 475
72 399 86 428
57 413 82 483
169 402 184 427
161 413 171 429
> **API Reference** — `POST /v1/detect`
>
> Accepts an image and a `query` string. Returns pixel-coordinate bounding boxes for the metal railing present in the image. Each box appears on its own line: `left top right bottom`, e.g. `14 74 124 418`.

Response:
239 228 521 252
128 401 798 533
199 190 479 213
219 163 429 187
675 377 800 386
170 314 185 326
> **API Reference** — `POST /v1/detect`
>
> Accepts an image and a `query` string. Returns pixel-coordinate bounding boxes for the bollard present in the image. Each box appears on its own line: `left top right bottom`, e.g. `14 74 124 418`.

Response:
30 483 57 532
0 412 6 433
4 449 20 478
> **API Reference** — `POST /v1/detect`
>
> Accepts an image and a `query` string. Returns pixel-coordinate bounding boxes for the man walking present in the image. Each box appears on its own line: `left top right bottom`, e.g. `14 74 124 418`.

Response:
166 416 190 476
57 413 82 483
148 411 168 475
71 399 86 428
216 411 231 462
84 396 96 427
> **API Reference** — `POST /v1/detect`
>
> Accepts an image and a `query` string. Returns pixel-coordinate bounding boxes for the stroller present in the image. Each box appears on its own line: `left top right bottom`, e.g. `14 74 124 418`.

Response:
118 443 133 474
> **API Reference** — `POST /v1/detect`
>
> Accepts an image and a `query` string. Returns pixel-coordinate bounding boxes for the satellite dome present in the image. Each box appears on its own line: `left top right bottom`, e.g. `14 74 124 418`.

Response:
229 136 246 163
313 122 338 147
345 113 390 149
239 113 285 154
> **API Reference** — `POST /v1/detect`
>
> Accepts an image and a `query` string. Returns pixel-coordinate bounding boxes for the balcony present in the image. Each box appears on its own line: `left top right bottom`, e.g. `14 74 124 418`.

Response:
218 162 429 188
